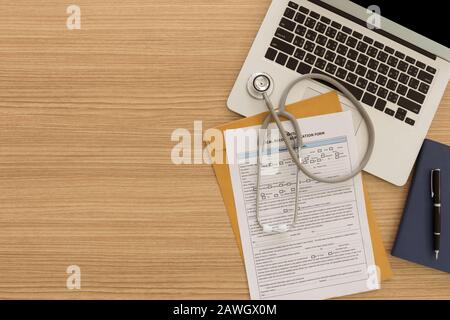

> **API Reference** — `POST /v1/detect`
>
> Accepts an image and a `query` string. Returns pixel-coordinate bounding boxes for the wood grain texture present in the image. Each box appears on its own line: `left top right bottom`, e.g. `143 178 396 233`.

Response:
0 0 449 299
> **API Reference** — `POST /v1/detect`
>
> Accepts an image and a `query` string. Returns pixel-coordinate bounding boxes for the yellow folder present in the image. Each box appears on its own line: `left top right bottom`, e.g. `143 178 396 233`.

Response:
209 91 393 281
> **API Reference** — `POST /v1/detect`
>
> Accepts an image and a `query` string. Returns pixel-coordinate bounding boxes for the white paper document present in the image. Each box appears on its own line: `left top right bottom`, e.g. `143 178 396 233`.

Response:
225 111 379 300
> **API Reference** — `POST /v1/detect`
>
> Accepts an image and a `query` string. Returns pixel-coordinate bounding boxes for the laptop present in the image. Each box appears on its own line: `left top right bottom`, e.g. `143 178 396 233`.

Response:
227 0 450 186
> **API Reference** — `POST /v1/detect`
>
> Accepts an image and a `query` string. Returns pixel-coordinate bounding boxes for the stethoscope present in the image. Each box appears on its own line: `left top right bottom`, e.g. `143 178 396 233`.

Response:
247 72 375 233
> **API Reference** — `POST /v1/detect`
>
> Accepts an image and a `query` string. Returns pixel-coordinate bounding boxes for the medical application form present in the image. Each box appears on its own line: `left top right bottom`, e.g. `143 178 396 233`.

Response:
225 111 378 300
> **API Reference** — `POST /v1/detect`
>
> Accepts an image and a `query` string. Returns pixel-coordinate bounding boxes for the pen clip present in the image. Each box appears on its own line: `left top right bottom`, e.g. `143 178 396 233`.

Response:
431 170 434 198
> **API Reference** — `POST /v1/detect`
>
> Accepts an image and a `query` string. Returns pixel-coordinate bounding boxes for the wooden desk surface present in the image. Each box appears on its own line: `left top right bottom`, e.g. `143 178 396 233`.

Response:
0 0 449 299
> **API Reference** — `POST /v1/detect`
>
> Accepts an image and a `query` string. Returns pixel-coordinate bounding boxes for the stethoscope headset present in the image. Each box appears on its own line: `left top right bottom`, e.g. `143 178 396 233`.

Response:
246 72 375 233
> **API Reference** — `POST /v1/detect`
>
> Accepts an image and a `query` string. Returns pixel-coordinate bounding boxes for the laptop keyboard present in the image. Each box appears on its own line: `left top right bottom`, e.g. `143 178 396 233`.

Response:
265 1 437 126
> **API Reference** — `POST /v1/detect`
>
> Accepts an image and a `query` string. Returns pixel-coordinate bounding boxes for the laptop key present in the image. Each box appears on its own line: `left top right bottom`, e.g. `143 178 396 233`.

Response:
384 46 394 54
345 60 357 72
284 7 296 19
314 46 326 57
406 56 415 64
407 65 419 77
280 17 296 31
417 70 434 84
397 84 408 95
377 51 388 63
320 16 331 24
387 92 399 104
317 34 327 46
387 56 398 67
310 11 320 19
395 51 405 59
312 66 327 76
325 27 337 38
335 55 346 67
353 31 363 39
265 47 278 61
374 41 384 49
306 29 317 41
342 26 352 34
399 73 409 84
368 58 379 70
331 21 341 29
293 36 305 47
295 25 307 36
337 44 348 55
346 72 357 84
271 38 295 55
398 96 421 114
336 32 347 43
311 68 326 76
304 41 315 52
305 53 316 65
395 108 407 121
363 36 373 44
378 63 389 75
418 82 430 94
362 92 376 106
325 63 337 75
426 66 437 74
366 70 377 81
294 48 306 60
286 57 299 70
356 41 368 53
297 62 312 75
337 79 364 100
375 98 387 111
324 50 336 62
385 108 395 116
275 52 288 65
326 39 338 50
407 89 426 104
356 77 368 89
416 61 426 69
357 54 369 65
305 17 316 28
298 6 309 14
336 67 347 80
367 46 378 58
347 49 358 60
346 36 358 48
288 1 299 9
275 27 295 43
377 87 388 99
367 82 378 94
315 58 327 70
387 79 397 91
408 78 419 90
355 65 367 76
405 118 415 126
388 69 399 80
294 12 306 24
398 61 408 72
315 22 327 33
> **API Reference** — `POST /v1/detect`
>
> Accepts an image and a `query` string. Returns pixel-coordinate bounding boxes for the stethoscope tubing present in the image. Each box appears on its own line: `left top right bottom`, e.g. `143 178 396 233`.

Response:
254 73 375 233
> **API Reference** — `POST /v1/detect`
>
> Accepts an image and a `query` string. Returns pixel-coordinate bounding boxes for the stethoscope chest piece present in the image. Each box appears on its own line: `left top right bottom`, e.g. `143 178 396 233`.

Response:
247 72 274 99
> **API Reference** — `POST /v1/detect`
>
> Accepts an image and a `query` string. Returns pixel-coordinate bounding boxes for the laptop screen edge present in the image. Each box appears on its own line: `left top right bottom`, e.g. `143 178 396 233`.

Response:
316 0 450 62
